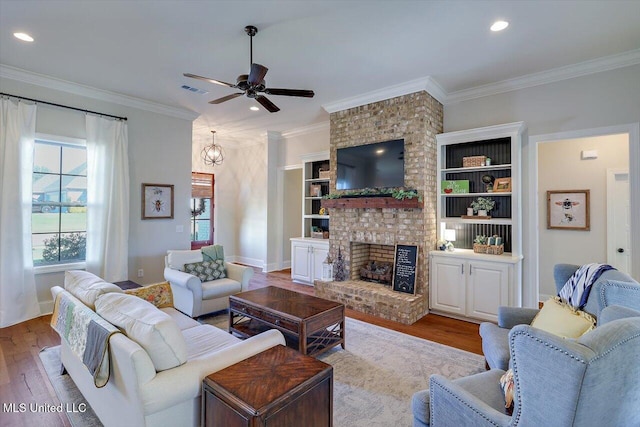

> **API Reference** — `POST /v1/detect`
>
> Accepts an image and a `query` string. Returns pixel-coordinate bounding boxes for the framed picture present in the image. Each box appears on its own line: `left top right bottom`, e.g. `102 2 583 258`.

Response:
493 177 512 193
142 183 174 219
547 190 590 230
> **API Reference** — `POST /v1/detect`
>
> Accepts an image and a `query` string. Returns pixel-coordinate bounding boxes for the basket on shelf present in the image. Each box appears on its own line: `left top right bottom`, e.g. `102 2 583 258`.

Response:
473 243 504 255
319 170 330 179
311 231 325 239
462 155 486 167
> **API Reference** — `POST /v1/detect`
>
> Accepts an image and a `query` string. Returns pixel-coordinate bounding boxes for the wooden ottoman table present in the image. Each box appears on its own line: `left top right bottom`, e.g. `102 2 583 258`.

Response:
202 344 333 427
229 286 345 356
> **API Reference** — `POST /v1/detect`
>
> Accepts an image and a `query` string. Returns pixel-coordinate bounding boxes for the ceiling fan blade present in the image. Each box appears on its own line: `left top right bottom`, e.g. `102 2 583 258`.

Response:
184 73 235 88
255 95 280 113
248 63 268 86
209 93 244 104
264 88 315 98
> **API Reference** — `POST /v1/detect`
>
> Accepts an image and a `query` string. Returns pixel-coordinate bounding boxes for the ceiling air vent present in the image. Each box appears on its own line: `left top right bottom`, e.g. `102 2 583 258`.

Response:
180 84 208 95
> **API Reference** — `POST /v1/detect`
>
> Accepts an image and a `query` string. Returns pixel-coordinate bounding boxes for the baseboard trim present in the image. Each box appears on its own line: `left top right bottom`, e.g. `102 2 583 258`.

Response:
40 300 54 316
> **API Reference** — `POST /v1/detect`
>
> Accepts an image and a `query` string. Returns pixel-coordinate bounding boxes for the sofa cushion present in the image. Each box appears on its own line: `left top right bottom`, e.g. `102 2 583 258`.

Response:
201 277 241 300
125 282 173 308
95 293 187 371
182 324 240 359
531 297 596 338
184 260 227 282
160 307 201 330
166 250 203 271
64 270 123 310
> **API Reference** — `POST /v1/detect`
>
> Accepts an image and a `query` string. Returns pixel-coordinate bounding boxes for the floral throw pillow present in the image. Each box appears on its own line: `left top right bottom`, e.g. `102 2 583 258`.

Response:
184 260 227 282
499 369 515 415
124 282 173 308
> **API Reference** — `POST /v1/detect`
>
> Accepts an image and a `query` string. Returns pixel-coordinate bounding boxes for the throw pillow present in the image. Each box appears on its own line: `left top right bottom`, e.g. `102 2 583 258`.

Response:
95 293 187 372
499 369 515 415
530 297 596 338
183 260 227 282
125 282 173 308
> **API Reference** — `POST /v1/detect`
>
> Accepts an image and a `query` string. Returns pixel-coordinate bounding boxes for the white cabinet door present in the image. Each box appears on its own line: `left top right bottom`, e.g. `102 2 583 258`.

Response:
311 244 329 282
466 261 509 322
430 257 466 316
291 242 311 283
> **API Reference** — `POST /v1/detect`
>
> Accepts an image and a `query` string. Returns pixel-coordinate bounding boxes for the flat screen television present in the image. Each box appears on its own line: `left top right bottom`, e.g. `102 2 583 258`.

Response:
336 139 405 190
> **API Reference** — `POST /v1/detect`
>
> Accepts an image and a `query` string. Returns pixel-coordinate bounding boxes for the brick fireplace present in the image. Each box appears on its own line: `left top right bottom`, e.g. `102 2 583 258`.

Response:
314 90 442 325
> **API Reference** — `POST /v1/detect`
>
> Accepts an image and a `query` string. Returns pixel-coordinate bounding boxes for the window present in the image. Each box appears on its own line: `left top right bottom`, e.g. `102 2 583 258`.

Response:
190 172 214 249
32 138 87 266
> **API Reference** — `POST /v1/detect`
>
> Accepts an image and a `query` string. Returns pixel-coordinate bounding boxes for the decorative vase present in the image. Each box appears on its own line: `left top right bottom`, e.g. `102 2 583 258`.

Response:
478 209 488 217
467 207 474 216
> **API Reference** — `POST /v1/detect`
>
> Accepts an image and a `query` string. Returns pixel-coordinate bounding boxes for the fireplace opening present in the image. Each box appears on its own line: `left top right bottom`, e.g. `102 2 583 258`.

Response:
360 260 393 286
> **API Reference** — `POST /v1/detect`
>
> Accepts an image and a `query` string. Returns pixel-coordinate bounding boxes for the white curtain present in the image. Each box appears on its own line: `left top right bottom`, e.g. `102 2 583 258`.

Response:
0 98 40 327
85 115 130 282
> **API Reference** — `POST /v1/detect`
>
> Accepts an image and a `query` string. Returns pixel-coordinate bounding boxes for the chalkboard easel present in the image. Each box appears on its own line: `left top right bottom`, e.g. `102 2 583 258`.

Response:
392 244 418 294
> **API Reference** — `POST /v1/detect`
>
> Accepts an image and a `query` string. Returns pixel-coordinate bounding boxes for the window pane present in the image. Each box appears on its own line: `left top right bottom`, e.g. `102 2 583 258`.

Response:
33 233 58 265
61 210 86 232
195 220 211 241
34 143 61 174
61 176 87 205
62 145 87 175
59 232 86 263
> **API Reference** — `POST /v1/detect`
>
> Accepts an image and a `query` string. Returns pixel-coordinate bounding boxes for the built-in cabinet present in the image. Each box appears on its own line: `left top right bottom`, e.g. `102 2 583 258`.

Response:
430 251 516 322
430 122 525 322
290 238 329 285
292 152 331 285
301 152 330 239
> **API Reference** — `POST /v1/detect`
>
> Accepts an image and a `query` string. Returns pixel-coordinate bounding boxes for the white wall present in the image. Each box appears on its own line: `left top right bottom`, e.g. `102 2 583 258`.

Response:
282 168 303 265
281 125 329 167
444 64 640 305
538 134 629 298
1 77 193 309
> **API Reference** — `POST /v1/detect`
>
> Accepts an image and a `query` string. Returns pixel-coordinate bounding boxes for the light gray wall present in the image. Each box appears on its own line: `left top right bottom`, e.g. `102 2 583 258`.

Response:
538 134 629 298
444 64 640 304
283 168 303 264
281 126 329 167
1 77 193 309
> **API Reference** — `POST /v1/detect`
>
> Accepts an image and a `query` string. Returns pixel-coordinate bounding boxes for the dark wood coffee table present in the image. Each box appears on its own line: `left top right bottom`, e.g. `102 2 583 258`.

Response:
229 286 345 356
202 345 333 427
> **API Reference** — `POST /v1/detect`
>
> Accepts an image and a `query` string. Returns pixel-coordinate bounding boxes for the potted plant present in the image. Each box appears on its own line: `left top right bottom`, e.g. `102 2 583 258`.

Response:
470 197 495 217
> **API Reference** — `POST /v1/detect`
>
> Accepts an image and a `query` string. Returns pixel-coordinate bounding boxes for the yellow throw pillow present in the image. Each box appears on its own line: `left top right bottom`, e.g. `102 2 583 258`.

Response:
530 297 596 338
125 282 173 308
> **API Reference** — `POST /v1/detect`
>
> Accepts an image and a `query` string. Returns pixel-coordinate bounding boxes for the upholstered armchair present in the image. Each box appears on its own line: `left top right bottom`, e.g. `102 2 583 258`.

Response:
412 306 640 427
163 248 253 317
480 263 640 370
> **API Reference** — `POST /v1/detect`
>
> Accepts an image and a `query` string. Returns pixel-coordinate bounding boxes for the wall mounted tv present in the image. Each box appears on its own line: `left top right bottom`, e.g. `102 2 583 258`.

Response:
336 139 405 190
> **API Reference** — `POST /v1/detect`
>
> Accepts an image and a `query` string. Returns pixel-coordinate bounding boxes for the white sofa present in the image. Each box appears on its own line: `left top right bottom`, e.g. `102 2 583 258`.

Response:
164 249 253 317
51 270 285 427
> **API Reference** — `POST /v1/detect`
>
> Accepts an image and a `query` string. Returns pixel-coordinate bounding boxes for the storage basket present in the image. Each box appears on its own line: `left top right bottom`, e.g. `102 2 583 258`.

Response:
319 170 330 179
309 184 322 197
473 243 504 255
462 155 486 167
311 231 325 239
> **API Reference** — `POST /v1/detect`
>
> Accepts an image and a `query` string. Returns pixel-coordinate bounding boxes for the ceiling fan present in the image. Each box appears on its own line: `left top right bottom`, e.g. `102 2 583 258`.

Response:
184 25 315 113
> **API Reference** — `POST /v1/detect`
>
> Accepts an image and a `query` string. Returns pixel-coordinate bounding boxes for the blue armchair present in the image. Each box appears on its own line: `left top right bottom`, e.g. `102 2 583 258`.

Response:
412 306 640 427
479 263 640 370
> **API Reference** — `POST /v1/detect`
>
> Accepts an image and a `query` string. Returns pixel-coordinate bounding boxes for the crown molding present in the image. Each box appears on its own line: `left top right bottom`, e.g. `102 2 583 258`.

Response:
0 64 200 121
446 49 640 104
322 76 446 113
281 122 329 138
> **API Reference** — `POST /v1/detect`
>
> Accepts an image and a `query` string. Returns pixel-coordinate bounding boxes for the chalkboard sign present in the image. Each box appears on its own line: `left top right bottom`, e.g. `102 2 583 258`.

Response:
392 244 418 294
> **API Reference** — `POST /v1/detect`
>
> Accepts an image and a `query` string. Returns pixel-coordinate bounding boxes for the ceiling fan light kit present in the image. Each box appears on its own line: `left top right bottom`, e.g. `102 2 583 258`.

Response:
184 25 314 113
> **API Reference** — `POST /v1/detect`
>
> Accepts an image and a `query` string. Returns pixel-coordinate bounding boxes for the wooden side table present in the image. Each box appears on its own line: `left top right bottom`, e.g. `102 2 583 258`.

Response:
112 280 142 290
202 345 333 427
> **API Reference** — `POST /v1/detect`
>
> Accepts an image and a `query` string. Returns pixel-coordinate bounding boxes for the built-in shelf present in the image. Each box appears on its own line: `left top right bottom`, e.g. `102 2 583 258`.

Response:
322 196 422 209
304 214 331 219
306 178 330 183
441 192 512 197
442 164 512 173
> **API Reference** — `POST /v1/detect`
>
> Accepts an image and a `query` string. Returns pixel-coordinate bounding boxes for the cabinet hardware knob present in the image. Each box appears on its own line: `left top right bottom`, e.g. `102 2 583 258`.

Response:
617 248 625 253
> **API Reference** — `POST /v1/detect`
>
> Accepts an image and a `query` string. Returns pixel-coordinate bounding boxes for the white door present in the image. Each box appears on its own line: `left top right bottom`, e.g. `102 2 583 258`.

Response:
467 261 509 322
430 257 466 315
311 244 329 283
291 242 311 282
607 169 631 274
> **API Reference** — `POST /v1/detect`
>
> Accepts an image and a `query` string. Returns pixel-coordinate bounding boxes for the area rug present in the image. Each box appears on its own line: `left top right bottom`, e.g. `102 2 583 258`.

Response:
40 316 484 427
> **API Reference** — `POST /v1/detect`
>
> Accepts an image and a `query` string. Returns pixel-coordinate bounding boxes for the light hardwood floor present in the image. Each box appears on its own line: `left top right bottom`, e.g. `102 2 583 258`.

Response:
0 268 482 427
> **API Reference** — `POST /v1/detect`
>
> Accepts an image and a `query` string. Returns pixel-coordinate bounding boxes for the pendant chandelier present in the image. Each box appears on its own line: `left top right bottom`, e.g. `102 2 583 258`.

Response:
201 130 224 166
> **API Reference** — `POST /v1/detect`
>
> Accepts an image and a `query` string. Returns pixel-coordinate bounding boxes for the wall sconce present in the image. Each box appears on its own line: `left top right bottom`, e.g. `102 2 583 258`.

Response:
202 130 224 166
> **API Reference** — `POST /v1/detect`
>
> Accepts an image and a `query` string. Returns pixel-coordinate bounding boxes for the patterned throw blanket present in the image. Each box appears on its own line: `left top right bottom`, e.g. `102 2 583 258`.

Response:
51 291 120 387
558 263 615 309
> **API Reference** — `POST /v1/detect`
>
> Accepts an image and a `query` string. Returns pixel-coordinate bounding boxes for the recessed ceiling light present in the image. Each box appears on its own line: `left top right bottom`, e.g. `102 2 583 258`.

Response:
14 32 34 42
490 21 509 32
250 106 259 111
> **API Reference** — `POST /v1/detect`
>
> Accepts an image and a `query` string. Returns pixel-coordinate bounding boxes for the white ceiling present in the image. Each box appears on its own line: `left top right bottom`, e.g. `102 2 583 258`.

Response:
1 1 639 143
